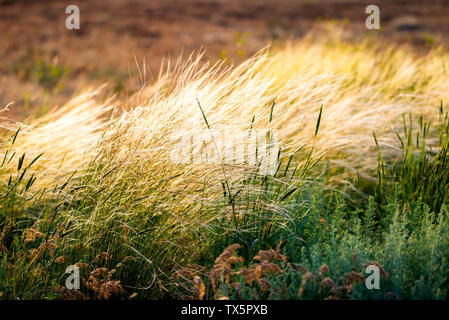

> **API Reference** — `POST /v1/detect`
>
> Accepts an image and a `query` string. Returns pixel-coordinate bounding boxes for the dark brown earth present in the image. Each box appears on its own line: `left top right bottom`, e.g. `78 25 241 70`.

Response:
1 0 448 118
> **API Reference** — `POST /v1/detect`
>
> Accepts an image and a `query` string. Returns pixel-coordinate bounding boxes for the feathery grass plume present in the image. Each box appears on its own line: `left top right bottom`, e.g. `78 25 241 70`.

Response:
210 244 243 293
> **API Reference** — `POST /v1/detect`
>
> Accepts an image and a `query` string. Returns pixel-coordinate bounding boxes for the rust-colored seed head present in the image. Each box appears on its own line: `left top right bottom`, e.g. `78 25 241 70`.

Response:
98 280 126 300
94 252 111 262
57 287 87 300
238 267 257 285
290 263 308 273
320 277 336 289
192 276 206 300
319 264 330 277
75 262 91 270
54 256 65 264
90 267 108 278
254 248 287 263
253 262 282 280
362 261 388 279
210 244 243 293
330 284 352 297
258 279 271 292
24 228 44 243
324 295 340 300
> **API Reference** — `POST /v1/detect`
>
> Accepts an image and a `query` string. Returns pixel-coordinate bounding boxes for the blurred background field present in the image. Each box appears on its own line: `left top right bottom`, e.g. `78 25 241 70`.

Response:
1 0 448 118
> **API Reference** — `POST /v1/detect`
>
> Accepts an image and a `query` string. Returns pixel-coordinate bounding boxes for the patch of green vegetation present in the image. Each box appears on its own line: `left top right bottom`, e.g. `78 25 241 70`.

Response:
374 102 449 214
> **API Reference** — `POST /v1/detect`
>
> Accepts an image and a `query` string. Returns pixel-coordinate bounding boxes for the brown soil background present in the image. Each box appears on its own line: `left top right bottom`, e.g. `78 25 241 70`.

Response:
1 0 448 118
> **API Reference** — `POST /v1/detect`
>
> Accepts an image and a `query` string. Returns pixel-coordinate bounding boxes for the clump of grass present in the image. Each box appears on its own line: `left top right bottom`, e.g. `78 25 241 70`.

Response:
374 102 449 214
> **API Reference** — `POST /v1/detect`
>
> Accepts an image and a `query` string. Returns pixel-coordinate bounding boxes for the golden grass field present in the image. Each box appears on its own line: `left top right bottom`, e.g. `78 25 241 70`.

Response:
4 26 449 192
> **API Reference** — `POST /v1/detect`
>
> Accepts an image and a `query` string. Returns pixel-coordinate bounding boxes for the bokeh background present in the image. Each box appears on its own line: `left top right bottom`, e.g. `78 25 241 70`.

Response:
1 0 448 118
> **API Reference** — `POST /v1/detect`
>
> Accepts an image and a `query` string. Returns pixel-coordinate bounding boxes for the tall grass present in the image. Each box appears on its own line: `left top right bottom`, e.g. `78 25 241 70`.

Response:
1 29 449 299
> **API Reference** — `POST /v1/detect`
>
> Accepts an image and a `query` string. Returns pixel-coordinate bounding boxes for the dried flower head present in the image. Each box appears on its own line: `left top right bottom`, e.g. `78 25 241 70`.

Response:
253 249 287 264
97 280 126 300
54 256 65 264
330 284 352 297
362 261 388 279
192 276 206 300
258 279 271 292
344 271 365 285
301 272 316 286
253 262 282 280
324 295 340 300
385 292 399 300
94 252 111 262
238 267 257 285
56 287 87 300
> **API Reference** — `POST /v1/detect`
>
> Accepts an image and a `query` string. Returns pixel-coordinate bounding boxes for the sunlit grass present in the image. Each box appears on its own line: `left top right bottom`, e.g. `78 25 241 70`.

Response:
1 29 449 299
